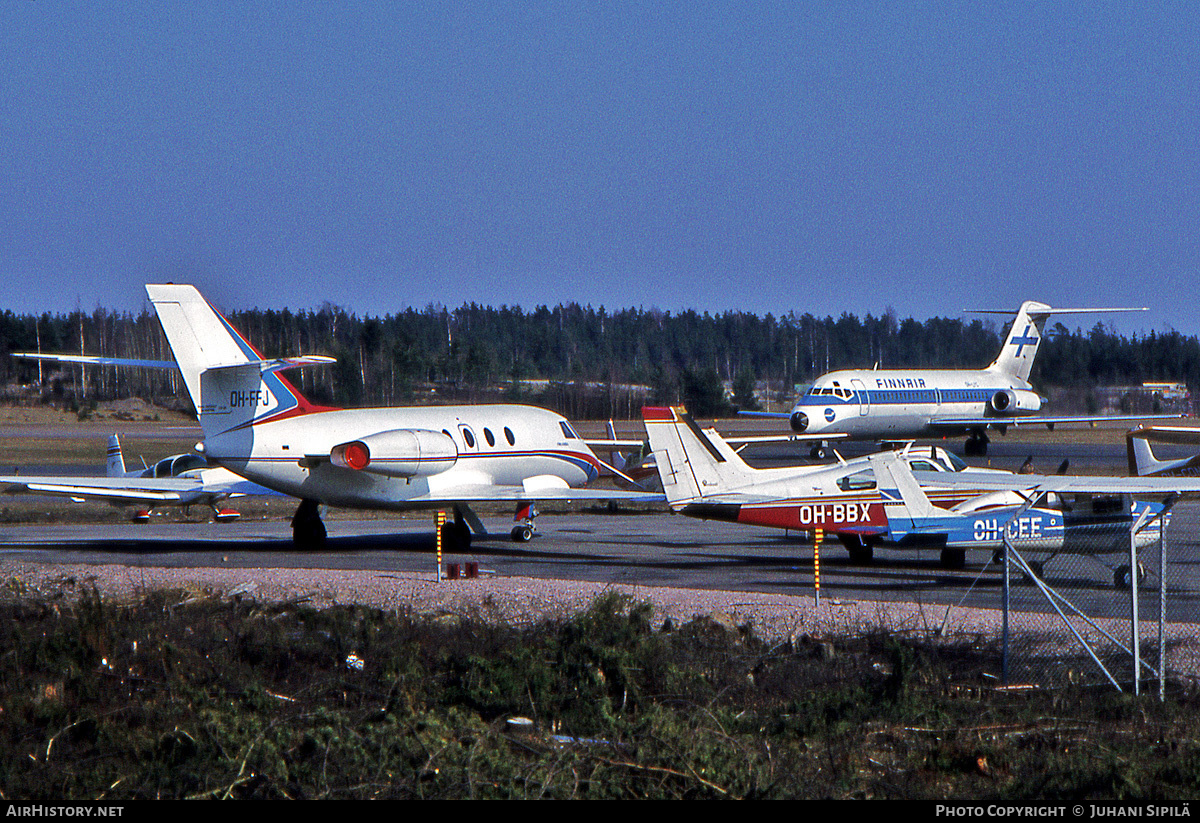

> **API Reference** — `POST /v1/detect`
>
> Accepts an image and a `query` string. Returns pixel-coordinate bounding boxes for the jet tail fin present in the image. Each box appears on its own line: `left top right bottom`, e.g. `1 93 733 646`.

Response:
146 284 335 437
642 406 756 505
983 301 1053 382
978 301 1147 383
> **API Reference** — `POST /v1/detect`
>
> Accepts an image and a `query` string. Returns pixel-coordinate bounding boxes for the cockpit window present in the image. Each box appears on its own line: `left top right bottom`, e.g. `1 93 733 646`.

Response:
940 451 969 472
559 421 579 439
836 469 876 491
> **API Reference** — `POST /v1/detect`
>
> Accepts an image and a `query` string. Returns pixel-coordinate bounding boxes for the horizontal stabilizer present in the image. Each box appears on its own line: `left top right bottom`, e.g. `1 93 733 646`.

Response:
969 306 1147 317
206 355 337 375
13 353 176 369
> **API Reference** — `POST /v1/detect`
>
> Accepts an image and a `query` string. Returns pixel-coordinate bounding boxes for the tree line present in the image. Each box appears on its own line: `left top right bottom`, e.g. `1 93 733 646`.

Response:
0 303 1196 419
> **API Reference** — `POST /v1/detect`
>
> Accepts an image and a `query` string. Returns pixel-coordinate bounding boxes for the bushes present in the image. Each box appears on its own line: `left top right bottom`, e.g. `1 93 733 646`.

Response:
3 588 1200 799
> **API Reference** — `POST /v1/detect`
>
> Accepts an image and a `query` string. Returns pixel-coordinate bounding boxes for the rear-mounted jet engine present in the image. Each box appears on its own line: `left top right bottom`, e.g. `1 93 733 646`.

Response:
330 429 459 478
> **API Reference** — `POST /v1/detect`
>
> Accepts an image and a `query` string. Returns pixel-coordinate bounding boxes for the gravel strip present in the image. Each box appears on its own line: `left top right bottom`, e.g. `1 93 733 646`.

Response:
6 559 1200 683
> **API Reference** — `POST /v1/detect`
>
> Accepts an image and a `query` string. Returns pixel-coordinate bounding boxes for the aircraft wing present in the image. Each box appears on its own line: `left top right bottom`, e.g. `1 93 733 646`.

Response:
910 469 1200 496
1127 425 1200 445
587 434 823 449
400 485 665 504
584 439 645 450
929 413 1186 431
0 474 284 505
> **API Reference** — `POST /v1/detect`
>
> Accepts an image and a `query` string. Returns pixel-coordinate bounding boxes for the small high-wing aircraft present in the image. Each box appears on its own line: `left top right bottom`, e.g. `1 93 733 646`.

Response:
16 285 658 547
0 434 280 522
1126 425 1200 477
644 405 1200 577
745 301 1180 456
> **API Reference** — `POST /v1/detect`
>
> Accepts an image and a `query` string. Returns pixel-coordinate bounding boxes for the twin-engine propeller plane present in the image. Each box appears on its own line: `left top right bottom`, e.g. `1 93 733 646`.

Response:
16 284 659 547
644 405 1200 582
0 434 281 522
746 301 1180 457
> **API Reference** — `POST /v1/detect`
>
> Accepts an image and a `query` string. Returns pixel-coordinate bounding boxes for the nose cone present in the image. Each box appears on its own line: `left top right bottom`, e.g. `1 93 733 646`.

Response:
790 411 809 432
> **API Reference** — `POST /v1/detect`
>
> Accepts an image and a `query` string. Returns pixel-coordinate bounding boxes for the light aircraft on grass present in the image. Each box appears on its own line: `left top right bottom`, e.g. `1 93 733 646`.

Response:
644 405 1199 582
16 285 660 547
745 301 1180 457
0 434 281 522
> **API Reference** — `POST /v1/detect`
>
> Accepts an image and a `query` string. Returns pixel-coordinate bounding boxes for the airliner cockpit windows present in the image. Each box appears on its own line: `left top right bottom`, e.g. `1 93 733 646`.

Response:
560 421 579 439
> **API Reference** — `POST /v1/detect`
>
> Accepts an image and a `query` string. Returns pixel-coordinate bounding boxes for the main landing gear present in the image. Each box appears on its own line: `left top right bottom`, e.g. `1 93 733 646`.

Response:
963 431 990 457
511 503 537 542
440 507 473 551
291 499 327 549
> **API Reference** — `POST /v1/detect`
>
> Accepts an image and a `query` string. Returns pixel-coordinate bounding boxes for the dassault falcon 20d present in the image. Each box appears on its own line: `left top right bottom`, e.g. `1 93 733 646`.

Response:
16 285 659 547
745 301 1180 457
643 405 1200 578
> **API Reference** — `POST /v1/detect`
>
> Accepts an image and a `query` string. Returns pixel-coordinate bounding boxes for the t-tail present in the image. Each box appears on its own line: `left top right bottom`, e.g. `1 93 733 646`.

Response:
641 406 757 506
985 300 1052 383
980 301 1147 383
146 284 336 438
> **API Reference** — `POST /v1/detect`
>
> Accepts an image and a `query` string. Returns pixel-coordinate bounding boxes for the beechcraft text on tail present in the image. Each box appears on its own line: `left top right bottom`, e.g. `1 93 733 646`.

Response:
14 284 659 547
744 301 1180 456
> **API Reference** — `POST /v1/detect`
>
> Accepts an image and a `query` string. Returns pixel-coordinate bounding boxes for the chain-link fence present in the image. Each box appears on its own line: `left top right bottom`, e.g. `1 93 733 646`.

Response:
998 493 1180 695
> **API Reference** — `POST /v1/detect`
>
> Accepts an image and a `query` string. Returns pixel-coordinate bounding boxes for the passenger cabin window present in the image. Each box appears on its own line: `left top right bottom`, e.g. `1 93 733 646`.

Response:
504 427 515 446
484 428 495 447
836 470 876 492
908 460 939 472
460 427 476 448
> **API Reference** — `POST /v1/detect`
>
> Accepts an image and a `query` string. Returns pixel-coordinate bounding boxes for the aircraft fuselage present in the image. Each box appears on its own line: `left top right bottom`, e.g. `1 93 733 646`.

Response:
201 404 600 510
788 367 1041 439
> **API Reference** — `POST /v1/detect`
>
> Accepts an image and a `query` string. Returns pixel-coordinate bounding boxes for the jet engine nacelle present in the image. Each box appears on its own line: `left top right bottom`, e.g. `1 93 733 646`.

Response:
329 429 458 478
988 389 1043 415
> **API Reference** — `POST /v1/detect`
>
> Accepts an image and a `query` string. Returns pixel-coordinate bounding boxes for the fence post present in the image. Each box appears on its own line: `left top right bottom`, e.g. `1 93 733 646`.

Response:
1131 509 1141 696
1002 534 1010 686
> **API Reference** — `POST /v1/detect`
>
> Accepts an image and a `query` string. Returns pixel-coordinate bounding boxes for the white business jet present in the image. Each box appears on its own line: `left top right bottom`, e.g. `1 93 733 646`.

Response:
16 285 658 547
746 301 1178 457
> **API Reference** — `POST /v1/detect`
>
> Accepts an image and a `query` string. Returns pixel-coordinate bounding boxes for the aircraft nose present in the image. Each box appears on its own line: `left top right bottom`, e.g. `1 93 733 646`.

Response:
790 411 809 432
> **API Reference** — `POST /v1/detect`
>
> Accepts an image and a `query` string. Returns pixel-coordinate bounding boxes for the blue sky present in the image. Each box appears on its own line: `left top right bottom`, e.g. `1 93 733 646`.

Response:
2 2 1198 337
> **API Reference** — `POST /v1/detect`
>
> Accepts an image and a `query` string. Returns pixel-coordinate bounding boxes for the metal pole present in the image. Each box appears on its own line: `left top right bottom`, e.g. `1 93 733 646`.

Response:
1131 512 1140 696
1160 510 1168 702
1002 535 1010 686
436 510 445 582
813 528 822 607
